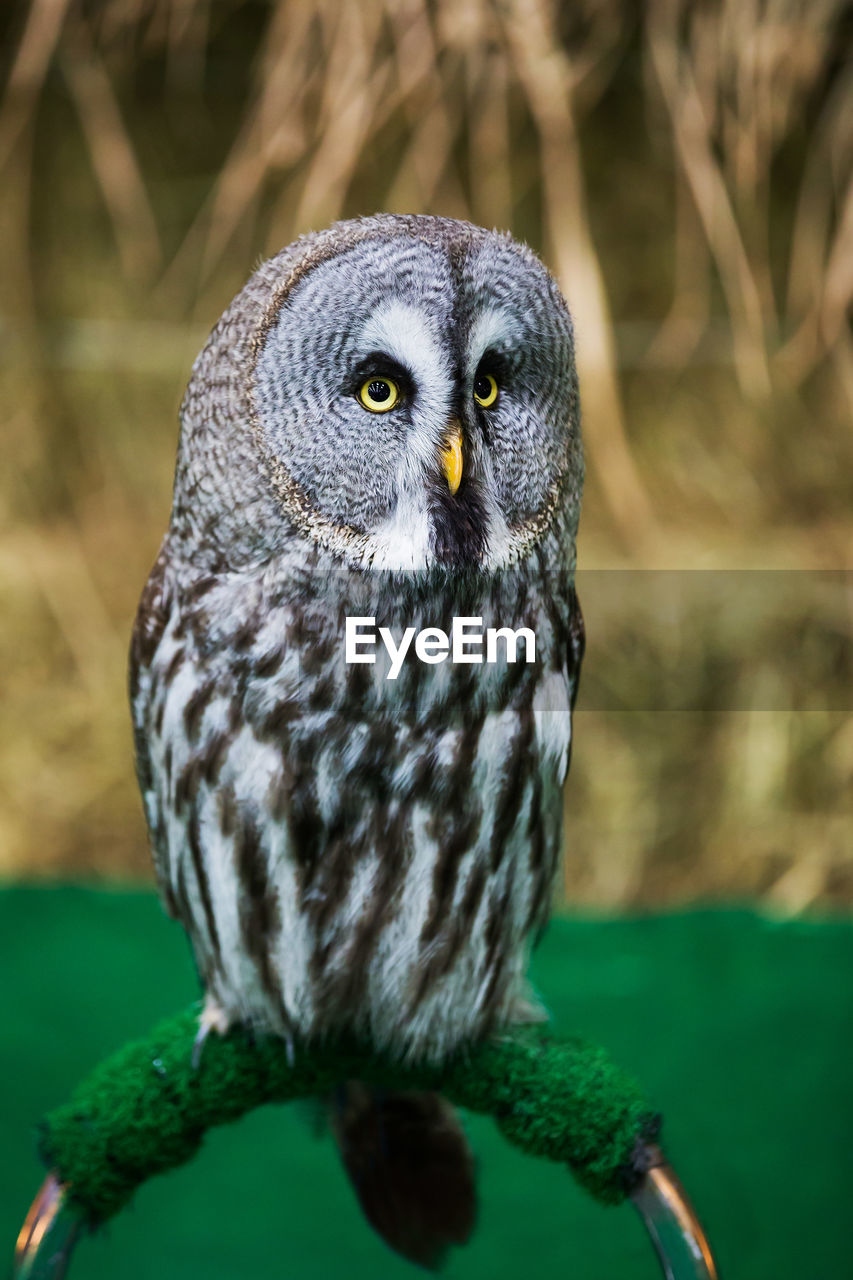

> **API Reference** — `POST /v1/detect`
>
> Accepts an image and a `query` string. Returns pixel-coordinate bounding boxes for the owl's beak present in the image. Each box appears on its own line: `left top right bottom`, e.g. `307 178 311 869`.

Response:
439 421 463 495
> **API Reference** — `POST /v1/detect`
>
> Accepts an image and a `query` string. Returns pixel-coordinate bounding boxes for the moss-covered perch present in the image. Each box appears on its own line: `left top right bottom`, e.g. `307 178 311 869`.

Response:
38 1007 660 1226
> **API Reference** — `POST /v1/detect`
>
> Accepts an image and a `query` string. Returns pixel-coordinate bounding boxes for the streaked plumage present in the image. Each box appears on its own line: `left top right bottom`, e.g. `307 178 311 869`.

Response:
130 214 584 1266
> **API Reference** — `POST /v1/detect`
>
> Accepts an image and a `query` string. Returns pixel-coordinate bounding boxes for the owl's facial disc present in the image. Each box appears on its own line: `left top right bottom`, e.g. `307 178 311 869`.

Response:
251 228 577 571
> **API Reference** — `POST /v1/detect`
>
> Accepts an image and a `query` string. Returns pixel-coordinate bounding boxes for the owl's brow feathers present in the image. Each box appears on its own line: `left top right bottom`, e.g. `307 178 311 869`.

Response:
244 219 573 565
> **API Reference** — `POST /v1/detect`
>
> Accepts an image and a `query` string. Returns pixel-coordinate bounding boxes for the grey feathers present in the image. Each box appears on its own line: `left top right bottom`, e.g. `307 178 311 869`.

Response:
130 213 584 1064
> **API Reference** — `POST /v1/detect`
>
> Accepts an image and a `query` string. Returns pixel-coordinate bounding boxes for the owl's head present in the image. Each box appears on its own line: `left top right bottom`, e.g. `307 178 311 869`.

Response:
173 215 582 573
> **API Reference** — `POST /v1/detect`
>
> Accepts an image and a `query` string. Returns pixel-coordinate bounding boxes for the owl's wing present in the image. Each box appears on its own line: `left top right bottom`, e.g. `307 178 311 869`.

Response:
128 545 179 917
566 583 585 710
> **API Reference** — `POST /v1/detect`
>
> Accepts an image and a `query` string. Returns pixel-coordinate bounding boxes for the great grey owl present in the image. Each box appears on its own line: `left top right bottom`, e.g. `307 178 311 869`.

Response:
130 213 584 1267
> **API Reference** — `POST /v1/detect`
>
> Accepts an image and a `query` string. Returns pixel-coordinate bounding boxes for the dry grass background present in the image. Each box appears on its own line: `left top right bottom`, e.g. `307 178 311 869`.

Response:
0 0 851 911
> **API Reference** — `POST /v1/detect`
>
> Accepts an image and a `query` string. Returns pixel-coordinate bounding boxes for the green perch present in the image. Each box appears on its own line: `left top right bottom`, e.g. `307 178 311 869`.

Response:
14 1009 719 1279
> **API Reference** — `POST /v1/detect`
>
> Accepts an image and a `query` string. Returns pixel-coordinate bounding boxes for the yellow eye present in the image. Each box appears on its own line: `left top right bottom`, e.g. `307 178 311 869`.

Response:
473 372 498 408
359 377 399 413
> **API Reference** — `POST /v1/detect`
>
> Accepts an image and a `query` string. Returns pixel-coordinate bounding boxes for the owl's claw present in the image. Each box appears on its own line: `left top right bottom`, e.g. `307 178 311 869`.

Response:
191 994 231 1070
192 997 296 1070
631 1145 720 1279
14 1172 80 1280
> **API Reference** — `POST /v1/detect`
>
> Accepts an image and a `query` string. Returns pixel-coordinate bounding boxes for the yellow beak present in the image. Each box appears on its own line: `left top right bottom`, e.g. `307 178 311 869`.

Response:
439 421 463 495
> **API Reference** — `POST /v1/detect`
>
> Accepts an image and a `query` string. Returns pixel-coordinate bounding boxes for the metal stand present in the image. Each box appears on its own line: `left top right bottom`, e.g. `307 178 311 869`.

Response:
16 1153 720 1280
631 1145 720 1279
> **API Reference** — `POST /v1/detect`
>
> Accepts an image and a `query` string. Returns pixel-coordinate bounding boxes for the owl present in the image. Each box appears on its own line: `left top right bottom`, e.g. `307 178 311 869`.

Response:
130 214 584 1267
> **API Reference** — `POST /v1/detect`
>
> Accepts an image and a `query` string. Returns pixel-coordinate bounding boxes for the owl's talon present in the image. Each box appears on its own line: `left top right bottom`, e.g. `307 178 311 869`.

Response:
192 996 231 1070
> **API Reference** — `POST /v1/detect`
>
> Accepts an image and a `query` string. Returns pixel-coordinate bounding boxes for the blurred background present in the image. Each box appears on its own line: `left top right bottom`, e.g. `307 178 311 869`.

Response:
0 0 851 911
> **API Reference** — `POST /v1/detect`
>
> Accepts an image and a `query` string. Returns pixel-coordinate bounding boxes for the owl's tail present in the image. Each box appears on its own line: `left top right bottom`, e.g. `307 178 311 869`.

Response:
330 1082 477 1270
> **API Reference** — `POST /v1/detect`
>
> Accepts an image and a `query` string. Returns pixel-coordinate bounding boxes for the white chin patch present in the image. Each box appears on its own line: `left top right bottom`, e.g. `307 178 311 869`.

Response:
362 489 432 570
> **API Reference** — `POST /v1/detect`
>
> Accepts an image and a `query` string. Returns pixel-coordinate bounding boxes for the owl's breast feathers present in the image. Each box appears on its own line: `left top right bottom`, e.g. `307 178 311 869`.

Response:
129 543 582 1060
